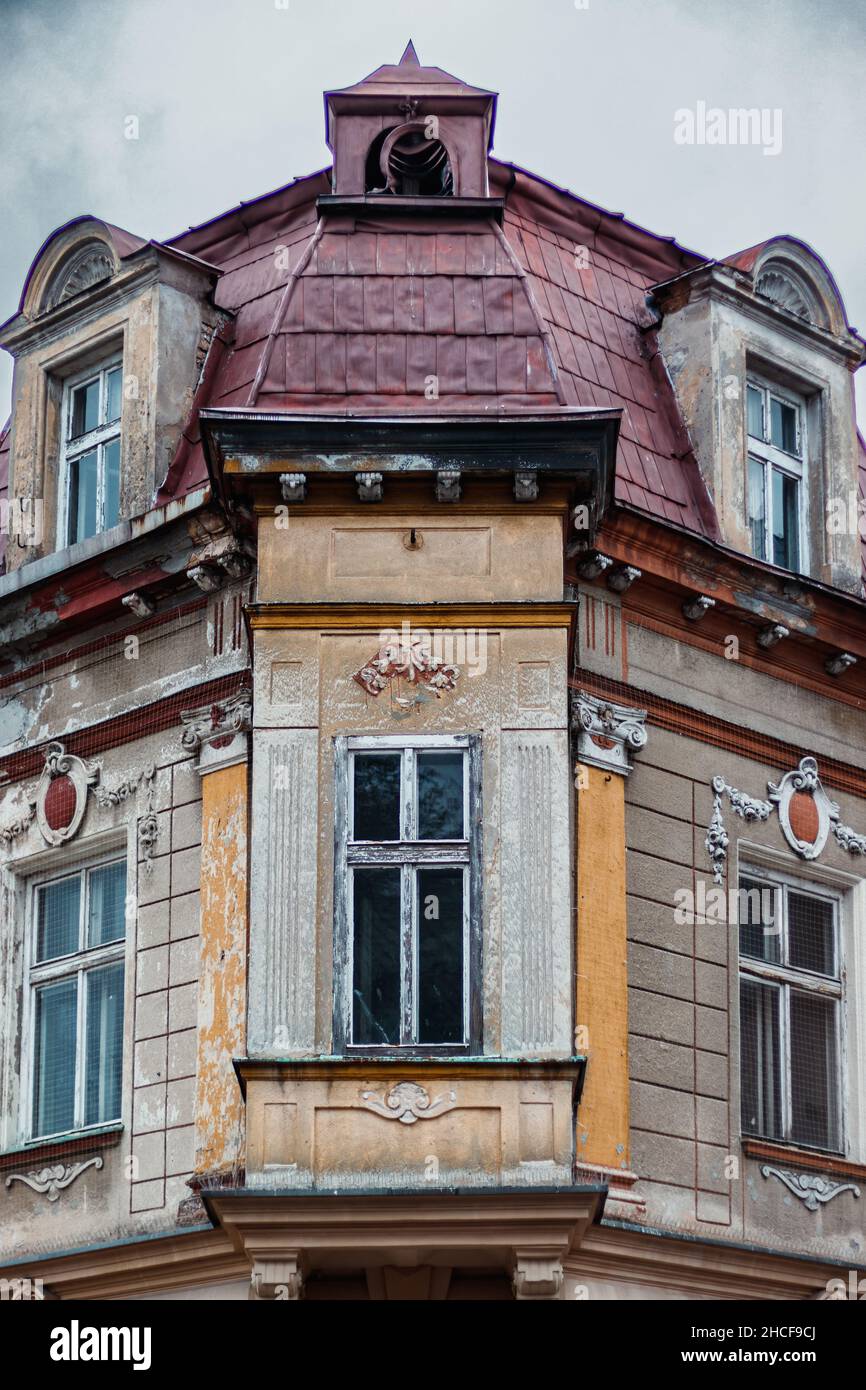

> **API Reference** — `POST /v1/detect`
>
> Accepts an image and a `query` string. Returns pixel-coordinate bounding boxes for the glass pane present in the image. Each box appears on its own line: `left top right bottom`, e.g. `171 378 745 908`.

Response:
88 861 126 947
770 397 799 455
353 754 401 841
103 437 121 530
417 868 464 1044
740 978 782 1140
790 991 839 1149
70 378 99 438
69 450 98 544
772 470 799 571
738 876 781 964
747 457 766 561
747 385 764 440
85 963 124 1126
417 752 464 840
33 977 77 1137
788 891 835 976
36 876 81 962
105 368 122 424
352 867 401 1045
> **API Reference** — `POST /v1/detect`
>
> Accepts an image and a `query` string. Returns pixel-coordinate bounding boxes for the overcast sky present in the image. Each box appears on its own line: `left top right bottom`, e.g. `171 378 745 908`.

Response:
1 0 864 423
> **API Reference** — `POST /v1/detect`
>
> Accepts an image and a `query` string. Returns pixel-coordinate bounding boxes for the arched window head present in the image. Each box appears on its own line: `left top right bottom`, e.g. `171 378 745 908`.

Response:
366 122 454 197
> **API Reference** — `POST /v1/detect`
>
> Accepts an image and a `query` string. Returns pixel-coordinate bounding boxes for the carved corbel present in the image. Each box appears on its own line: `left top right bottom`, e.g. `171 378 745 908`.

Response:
356 472 384 502
249 1256 305 1301
575 552 612 581
683 595 716 622
122 593 156 619
435 470 461 503
280 473 307 503
513 471 539 502
825 652 857 677
512 1251 565 1300
607 565 641 594
757 623 789 649
188 563 223 593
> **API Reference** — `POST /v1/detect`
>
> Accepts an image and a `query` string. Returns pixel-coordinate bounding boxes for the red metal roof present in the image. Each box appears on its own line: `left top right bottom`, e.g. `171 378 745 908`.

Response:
159 157 717 536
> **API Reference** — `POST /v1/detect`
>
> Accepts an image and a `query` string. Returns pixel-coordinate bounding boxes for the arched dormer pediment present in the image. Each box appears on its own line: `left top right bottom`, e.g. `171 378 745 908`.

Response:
18 217 148 322
729 237 852 339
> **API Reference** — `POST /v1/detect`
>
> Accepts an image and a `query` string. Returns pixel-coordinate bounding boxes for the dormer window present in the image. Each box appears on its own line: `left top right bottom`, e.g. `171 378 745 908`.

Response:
61 358 122 546
746 376 805 572
365 124 454 197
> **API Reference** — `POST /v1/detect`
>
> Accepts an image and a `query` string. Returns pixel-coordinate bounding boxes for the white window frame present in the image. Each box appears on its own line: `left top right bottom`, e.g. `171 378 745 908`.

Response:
746 374 807 573
22 851 127 1142
738 860 844 1155
333 733 482 1055
59 356 123 548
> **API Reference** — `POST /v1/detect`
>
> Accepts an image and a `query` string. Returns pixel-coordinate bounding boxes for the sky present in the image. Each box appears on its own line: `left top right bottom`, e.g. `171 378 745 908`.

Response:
1 0 865 423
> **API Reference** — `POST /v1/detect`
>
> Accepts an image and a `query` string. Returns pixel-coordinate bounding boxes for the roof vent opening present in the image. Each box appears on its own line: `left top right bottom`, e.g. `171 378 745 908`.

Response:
366 122 454 197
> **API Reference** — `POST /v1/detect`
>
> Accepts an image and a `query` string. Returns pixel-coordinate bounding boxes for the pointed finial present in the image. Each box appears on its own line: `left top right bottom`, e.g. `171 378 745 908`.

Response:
399 40 420 67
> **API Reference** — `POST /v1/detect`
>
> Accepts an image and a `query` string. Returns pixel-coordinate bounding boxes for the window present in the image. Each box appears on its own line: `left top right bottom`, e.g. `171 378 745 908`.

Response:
61 359 122 546
27 857 126 1139
335 736 481 1052
738 870 842 1152
746 378 805 572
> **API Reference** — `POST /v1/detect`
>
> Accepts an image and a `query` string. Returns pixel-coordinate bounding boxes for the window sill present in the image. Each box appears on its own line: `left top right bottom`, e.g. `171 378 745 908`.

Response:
741 1138 866 1182
0 1122 123 1173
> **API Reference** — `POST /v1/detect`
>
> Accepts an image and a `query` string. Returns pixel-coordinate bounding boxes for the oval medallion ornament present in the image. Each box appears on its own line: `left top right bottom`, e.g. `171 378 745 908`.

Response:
769 757 838 860
34 743 99 847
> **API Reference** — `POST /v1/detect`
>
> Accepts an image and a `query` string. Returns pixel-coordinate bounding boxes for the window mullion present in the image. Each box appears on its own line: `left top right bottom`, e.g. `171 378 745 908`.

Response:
403 747 416 840
94 441 103 533
780 982 792 1142
401 864 414 1046
73 966 86 1132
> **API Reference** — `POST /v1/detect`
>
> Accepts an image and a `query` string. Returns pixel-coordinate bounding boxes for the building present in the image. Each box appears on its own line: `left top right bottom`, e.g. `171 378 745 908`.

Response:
1 42 865 1302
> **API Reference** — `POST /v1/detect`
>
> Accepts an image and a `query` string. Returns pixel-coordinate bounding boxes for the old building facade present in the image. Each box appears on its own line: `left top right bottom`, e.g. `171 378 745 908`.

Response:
1 44 865 1301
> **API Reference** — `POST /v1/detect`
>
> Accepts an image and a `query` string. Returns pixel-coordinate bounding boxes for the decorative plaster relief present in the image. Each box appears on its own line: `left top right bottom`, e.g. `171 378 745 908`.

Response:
353 636 460 703
5 1156 103 1202
35 743 99 847
96 763 158 871
706 756 866 884
761 1165 860 1211
360 1082 458 1125
0 804 35 846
